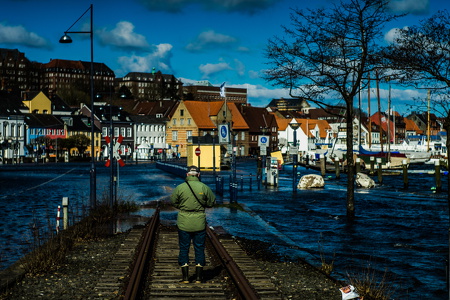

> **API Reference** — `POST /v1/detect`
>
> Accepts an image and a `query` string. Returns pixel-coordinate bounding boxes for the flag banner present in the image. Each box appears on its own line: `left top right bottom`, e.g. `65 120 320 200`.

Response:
220 82 226 97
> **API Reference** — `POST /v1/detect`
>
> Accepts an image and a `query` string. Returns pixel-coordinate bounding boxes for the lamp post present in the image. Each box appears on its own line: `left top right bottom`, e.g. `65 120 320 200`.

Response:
289 122 300 193
260 126 268 185
60 4 96 209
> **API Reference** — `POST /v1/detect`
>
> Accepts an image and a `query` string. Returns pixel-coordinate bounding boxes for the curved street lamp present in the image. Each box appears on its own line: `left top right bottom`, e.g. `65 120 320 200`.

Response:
59 4 96 209
289 122 300 193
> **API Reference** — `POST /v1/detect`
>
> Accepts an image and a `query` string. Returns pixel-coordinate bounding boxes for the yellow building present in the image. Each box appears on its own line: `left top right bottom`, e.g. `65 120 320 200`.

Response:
166 100 249 163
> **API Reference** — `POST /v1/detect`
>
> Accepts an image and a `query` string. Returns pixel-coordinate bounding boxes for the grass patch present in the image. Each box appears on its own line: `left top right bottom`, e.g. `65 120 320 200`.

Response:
18 197 139 276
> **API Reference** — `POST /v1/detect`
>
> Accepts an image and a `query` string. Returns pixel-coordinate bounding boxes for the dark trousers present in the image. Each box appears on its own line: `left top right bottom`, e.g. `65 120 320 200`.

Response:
178 229 206 266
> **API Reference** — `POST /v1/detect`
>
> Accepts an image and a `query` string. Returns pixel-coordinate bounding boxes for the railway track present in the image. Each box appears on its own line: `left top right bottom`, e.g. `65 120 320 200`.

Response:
95 207 283 299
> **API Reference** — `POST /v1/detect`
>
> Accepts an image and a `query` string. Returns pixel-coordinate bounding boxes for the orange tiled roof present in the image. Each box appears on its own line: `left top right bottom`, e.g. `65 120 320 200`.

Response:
297 118 331 138
184 101 216 128
227 103 249 130
404 117 422 133
274 115 291 131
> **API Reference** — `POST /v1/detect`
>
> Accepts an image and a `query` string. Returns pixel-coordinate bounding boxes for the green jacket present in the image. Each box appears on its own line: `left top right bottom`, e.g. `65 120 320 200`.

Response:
170 176 216 232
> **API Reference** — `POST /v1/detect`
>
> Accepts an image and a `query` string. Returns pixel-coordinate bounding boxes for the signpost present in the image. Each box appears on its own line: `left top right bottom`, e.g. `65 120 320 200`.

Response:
195 147 201 169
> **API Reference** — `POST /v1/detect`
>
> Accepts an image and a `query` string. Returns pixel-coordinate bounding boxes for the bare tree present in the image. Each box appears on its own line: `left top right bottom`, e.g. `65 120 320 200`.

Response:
383 11 450 294
264 0 402 220
384 10 450 166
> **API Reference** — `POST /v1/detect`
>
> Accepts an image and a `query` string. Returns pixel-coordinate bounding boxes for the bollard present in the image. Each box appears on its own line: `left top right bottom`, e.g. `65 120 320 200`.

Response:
62 197 69 230
215 175 220 195
376 158 383 184
334 157 340 179
240 175 244 191
370 156 375 175
356 158 361 174
320 154 326 176
435 160 442 192
402 160 408 188
56 205 61 233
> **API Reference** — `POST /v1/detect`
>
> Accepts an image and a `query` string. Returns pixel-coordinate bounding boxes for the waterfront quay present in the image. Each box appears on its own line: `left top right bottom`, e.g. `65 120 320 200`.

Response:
0 160 448 299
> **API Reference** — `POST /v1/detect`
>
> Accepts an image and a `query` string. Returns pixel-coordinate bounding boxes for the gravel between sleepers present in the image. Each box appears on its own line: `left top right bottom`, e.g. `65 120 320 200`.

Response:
0 227 343 300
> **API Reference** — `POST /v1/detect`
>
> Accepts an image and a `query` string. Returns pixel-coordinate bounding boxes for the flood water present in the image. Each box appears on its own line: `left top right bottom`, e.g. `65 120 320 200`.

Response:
0 160 447 299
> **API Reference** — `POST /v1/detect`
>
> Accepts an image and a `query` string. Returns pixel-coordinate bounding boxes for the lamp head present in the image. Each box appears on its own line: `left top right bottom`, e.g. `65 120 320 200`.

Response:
59 34 73 44
289 123 300 130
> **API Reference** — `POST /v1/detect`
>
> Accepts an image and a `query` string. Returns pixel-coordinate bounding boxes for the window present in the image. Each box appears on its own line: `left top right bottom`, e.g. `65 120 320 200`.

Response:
127 128 132 137
187 118 191 125
180 118 184 125
173 119 177 125
180 109 184 117
172 130 178 141
186 130 192 138
102 127 108 136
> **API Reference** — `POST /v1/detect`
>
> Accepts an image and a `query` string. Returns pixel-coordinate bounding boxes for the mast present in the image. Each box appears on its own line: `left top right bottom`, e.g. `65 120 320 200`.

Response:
368 72 372 147
376 70 383 152
387 78 391 162
427 89 431 151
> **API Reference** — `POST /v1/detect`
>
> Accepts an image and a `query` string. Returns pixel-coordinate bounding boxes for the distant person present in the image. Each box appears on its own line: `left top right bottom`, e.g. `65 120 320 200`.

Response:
170 165 216 283
256 156 263 178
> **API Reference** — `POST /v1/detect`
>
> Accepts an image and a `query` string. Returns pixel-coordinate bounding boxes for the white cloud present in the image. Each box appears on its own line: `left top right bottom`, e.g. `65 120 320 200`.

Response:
97 21 150 51
0 23 50 49
115 43 173 76
384 27 405 44
388 0 429 15
234 59 245 76
199 62 232 78
248 70 260 79
185 30 236 52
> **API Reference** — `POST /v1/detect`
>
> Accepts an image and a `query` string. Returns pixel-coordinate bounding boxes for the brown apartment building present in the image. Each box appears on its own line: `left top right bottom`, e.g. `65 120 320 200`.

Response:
183 81 247 104
0 48 41 92
40 59 115 95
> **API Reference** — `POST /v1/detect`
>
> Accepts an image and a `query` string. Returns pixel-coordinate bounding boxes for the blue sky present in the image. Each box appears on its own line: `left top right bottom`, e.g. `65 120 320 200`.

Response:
0 0 448 114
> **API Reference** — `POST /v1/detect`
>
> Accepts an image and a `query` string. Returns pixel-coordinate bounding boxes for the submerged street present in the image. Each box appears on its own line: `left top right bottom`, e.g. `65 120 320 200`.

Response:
0 160 447 299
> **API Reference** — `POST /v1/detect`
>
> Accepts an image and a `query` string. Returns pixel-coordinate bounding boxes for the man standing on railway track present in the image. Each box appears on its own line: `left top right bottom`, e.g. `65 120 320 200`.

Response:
170 165 216 283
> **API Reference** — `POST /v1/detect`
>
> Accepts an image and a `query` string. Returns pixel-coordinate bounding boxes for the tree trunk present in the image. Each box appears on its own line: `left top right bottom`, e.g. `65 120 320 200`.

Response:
346 102 355 221
443 116 450 217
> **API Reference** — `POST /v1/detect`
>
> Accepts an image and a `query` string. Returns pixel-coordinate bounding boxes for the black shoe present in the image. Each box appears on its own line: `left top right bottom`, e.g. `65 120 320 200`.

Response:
180 265 189 283
195 265 203 283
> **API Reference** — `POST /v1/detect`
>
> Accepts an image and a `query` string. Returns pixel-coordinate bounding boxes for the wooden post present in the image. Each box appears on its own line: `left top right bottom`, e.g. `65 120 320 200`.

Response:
370 156 375 175
376 158 382 184
62 197 69 230
320 154 326 176
334 157 340 179
402 160 408 188
435 160 442 192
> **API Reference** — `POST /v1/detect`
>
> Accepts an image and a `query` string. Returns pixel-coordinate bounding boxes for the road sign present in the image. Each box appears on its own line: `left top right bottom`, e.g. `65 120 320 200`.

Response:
218 124 229 144
195 147 201 156
105 135 125 167
258 135 269 147
158 149 163 154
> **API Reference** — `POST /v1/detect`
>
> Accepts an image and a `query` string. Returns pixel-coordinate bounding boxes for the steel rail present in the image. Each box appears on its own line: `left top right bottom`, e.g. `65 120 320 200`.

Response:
123 206 160 300
206 226 260 300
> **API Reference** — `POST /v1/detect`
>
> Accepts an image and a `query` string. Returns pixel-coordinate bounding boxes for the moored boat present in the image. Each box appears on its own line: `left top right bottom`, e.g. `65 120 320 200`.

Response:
357 146 409 169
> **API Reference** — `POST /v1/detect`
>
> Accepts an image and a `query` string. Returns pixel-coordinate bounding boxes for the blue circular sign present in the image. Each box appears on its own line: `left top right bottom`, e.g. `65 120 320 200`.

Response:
220 125 228 138
260 136 268 144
